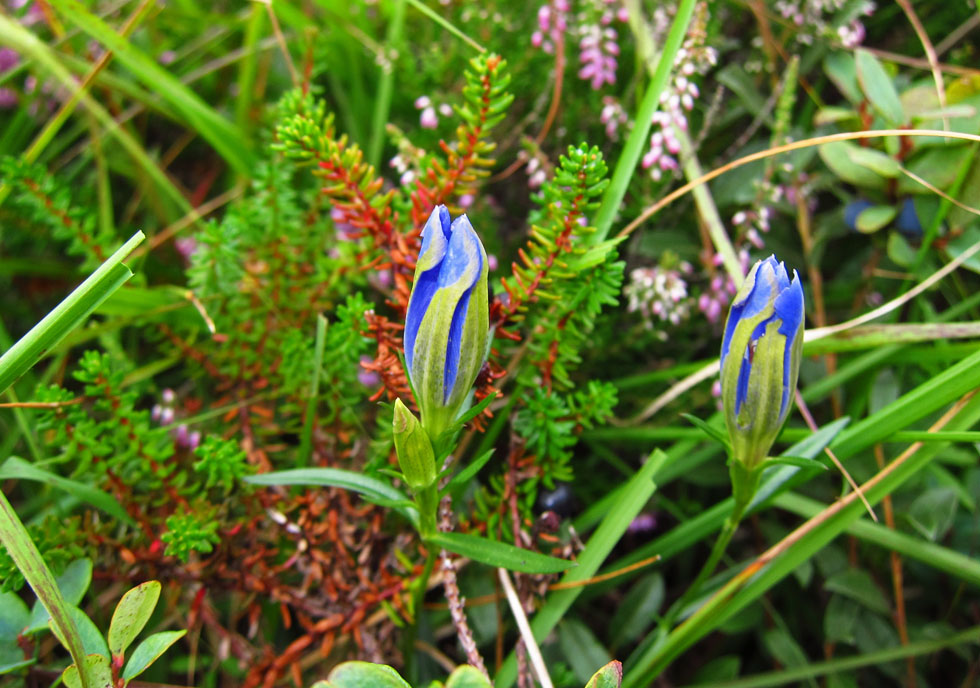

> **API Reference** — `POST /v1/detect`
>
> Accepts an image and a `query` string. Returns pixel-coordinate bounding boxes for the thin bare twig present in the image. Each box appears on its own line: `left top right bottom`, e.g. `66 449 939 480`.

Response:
498 567 553 688
619 129 980 239
895 0 948 131
795 390 877 522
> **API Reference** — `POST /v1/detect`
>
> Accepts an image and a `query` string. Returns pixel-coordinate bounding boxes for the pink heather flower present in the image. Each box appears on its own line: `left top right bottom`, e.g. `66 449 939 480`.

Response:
438 103 453 117
420 106 438 129
488 254 499 272
600 96 627 139
532 0 568 53
414 95 431 109
174 237 199 262
627 513 657 534
0 88 17 109
358 355 381 388
0 47 18 72
626 264 692 331
578 24 618 90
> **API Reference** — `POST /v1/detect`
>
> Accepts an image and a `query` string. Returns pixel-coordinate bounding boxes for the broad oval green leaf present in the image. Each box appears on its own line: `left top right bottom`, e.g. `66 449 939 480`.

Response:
824 52 862 104
108 581 161 658
445 665 493 688
121 629 186 680
825 568 890 615
609 574 664 650
584 660 623 688
887 232 918 267
27 558 93 634
824 594 861 645
819 141 886 190
326 661 412 688
847 146 900 178
855 205 897 233
906 487 958 542
63 653 112 688
855 49 905 124
50 606 109 660
0 592 30 641
428 532 575 574
559 619 612 684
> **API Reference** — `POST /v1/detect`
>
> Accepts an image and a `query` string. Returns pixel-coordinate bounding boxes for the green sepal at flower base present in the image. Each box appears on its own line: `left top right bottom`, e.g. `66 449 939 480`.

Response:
392 398 437 492
720 255 804 510
392 398 439 538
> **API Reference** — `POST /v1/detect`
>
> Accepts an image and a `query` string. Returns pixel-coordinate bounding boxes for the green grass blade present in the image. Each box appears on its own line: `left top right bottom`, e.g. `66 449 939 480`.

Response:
624 392 980 683
49 0 255 176
591 0 698 244
829 346 980 458
298 315 328 465
494 449 669 688
0 232 144 395
598 419 849 581
404 0 485 53
680 625 980 688
368 0 405 168
0 491 92 688
775 492 980 587
0 14 190 215
0 234 143 688
234 2 266 135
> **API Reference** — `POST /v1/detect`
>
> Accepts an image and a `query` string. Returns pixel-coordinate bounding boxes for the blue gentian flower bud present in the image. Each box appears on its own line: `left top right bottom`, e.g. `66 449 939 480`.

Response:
404 205 489 437
720 255 804 471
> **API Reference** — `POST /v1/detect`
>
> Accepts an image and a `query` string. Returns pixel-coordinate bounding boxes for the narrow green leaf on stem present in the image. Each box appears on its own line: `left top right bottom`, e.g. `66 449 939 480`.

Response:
427 532 574 574
243 468 419 528
0 457 135 527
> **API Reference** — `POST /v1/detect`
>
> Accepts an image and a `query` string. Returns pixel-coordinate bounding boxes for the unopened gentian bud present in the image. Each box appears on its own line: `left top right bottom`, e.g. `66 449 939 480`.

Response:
392 399 437 491
720 255 804 472
404 205 489 437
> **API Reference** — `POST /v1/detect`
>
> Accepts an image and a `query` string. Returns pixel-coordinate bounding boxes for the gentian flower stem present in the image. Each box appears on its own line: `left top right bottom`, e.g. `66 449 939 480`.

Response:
660 501 745 633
